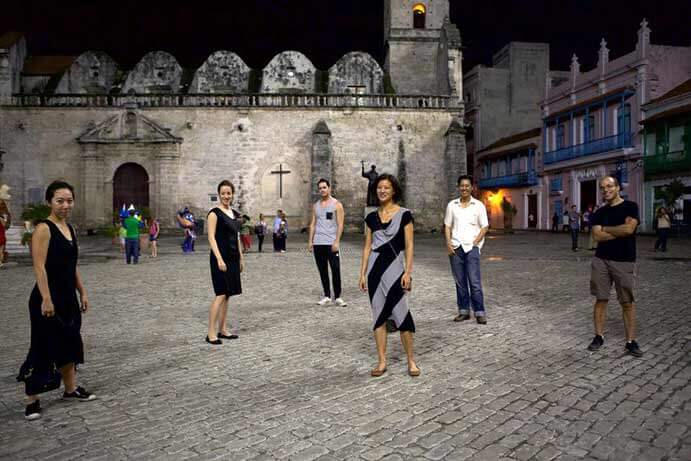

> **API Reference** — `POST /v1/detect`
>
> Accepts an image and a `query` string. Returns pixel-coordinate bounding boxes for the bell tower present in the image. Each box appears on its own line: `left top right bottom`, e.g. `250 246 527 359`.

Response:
384 0 449 95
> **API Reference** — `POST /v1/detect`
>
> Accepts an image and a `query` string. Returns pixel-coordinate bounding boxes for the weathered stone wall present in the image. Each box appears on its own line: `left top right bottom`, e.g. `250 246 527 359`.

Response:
328 52 383 94
54 51 119 94
189 51 250 93
387 40 440 95
0 35 26 98
477 67 510 148
506 43 549 132
261 51 316 94
1 106 455 232
122 51 183 94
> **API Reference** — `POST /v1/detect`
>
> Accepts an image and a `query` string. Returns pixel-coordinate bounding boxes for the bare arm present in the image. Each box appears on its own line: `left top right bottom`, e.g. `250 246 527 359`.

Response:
333 202 345 251
401 221 414 290
206 211 226 272
444 225 455 255
591 225 615 242
75 268 90 312
359 228 373 291
31 223 55 316
307 205 316 250
473 227 489 247
602 217 638 238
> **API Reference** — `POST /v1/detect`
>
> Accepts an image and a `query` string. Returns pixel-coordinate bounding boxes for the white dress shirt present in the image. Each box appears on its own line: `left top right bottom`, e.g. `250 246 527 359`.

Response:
444 197 489 253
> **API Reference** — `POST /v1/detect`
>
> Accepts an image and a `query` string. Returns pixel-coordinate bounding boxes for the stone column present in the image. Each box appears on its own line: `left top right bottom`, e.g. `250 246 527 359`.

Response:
79 144 106 230
310 120 332 204
444 119 467 201
154 144 181 228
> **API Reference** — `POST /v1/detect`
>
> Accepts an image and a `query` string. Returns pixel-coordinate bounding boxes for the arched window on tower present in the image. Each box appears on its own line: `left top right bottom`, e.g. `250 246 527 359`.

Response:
413 3 426 29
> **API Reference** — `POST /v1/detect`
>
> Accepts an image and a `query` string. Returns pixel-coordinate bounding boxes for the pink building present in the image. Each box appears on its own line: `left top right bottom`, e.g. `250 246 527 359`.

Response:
540 20 691 230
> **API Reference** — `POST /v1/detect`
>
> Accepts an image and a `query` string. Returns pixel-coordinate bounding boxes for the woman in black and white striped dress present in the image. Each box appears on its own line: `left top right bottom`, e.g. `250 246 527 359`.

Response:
359 174 420 378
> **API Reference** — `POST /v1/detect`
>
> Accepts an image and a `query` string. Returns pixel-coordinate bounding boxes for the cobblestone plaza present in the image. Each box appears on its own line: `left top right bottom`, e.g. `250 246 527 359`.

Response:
1 231 689 460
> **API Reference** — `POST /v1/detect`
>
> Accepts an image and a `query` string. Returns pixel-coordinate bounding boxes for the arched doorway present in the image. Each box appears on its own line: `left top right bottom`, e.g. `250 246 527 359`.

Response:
113 163 149 217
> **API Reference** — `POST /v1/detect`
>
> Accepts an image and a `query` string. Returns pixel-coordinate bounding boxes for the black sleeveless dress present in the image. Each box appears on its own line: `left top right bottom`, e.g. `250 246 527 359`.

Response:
17 220 84 394
208 208 242 297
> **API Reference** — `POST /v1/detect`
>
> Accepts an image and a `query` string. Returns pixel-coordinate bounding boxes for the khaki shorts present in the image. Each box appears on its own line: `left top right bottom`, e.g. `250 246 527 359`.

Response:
590 257 637 304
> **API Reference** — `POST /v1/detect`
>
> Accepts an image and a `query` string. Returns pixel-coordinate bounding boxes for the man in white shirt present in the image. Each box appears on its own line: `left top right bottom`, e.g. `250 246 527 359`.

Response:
444 175 490 324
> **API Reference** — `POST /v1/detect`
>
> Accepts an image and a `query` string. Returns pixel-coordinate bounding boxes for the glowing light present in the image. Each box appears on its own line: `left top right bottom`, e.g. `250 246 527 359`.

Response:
485 190 506 210
413 3 426 14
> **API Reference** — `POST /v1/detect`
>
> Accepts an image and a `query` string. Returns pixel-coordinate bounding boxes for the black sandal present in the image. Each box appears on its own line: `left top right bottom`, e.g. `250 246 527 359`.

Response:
205 336 222 345
218 332 239 339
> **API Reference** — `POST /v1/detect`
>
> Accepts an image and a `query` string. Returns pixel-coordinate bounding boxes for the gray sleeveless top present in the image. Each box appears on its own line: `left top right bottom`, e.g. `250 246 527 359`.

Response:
313 199 339 245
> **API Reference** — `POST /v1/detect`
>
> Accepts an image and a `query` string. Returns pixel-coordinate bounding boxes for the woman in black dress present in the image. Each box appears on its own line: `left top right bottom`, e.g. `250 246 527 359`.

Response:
17 181 95 421
206 180 244 344
359 174 419 377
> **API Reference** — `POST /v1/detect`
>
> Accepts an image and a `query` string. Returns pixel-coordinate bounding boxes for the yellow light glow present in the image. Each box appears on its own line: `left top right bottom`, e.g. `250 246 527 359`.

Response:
486 190 506 210
413 3 426 14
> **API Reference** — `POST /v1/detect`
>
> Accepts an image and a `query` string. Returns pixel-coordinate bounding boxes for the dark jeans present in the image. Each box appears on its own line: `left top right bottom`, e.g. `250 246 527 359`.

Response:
570 228 579 250
273 233 286 251
257 234 265 252
655 228 669 252
449 246 485 316
125 238 139 264
313 245 341 298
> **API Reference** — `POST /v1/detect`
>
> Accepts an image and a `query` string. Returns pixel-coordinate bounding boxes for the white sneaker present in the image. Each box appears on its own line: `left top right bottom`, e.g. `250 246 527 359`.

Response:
317 297 331 306
334 298 348 307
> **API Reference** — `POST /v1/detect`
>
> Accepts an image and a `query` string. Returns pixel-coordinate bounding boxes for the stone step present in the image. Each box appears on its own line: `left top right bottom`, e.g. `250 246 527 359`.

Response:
4 226 30 255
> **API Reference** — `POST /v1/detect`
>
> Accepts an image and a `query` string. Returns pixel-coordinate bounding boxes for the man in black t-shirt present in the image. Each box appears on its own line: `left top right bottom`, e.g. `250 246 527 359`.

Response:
588 176 643 357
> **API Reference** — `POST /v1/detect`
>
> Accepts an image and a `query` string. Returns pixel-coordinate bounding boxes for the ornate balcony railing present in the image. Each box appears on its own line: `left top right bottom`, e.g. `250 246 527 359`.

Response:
644 149 691 177
544 132 632 165
479 170 538 189
0 93 459 110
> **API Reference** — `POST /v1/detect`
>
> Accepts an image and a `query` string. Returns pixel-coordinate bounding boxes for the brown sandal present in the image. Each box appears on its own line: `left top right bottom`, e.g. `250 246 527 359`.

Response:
408 367 421 377
370 367 387 377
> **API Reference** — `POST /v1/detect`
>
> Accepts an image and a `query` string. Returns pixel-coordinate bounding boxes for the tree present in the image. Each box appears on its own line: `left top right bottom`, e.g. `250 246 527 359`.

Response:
662 179 685 207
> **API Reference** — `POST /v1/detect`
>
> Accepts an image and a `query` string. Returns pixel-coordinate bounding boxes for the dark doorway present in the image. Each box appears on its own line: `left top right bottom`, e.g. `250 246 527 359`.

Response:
528 194 538 228
581 180 596 212
113 163 149 218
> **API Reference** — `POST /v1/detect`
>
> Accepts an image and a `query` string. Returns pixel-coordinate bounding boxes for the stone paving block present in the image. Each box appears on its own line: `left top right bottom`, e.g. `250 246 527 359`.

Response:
290 445 329 461
468 443 509 460
435 410 464 425
498 433 528 449
409 422 442 438
469 430 504 450
534 444 562 461
444 447 476 461
356 445 393 460
511 443 542 461
589 439 616 459
0 234 688 460
422 442 454 460
414 432 450 450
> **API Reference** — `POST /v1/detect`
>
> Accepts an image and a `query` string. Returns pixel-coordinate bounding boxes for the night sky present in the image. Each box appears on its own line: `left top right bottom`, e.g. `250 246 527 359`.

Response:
1 0 689 72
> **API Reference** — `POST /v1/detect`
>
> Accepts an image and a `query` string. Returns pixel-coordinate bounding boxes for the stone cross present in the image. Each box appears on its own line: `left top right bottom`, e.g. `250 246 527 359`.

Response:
271 163 291 198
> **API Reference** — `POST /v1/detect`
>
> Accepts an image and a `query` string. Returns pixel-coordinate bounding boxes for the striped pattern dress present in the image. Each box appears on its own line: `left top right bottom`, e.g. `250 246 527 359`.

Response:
365 209 415 332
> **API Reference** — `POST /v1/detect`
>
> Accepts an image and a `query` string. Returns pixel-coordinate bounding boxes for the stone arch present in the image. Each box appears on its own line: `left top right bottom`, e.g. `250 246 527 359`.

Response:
189 51 250 93
121 51 183 94
54 51 119 94
113 162 150 213
261 51 316 94
328 52 384 94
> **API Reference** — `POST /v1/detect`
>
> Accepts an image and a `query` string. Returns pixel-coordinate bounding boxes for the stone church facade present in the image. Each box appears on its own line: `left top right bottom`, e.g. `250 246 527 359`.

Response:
0 0 466 232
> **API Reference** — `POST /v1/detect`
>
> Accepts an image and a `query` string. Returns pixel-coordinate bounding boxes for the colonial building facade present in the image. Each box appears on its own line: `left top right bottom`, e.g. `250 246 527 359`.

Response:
0 0 466 233
464 42 567 229
641 79 691 232
540 20 691 231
